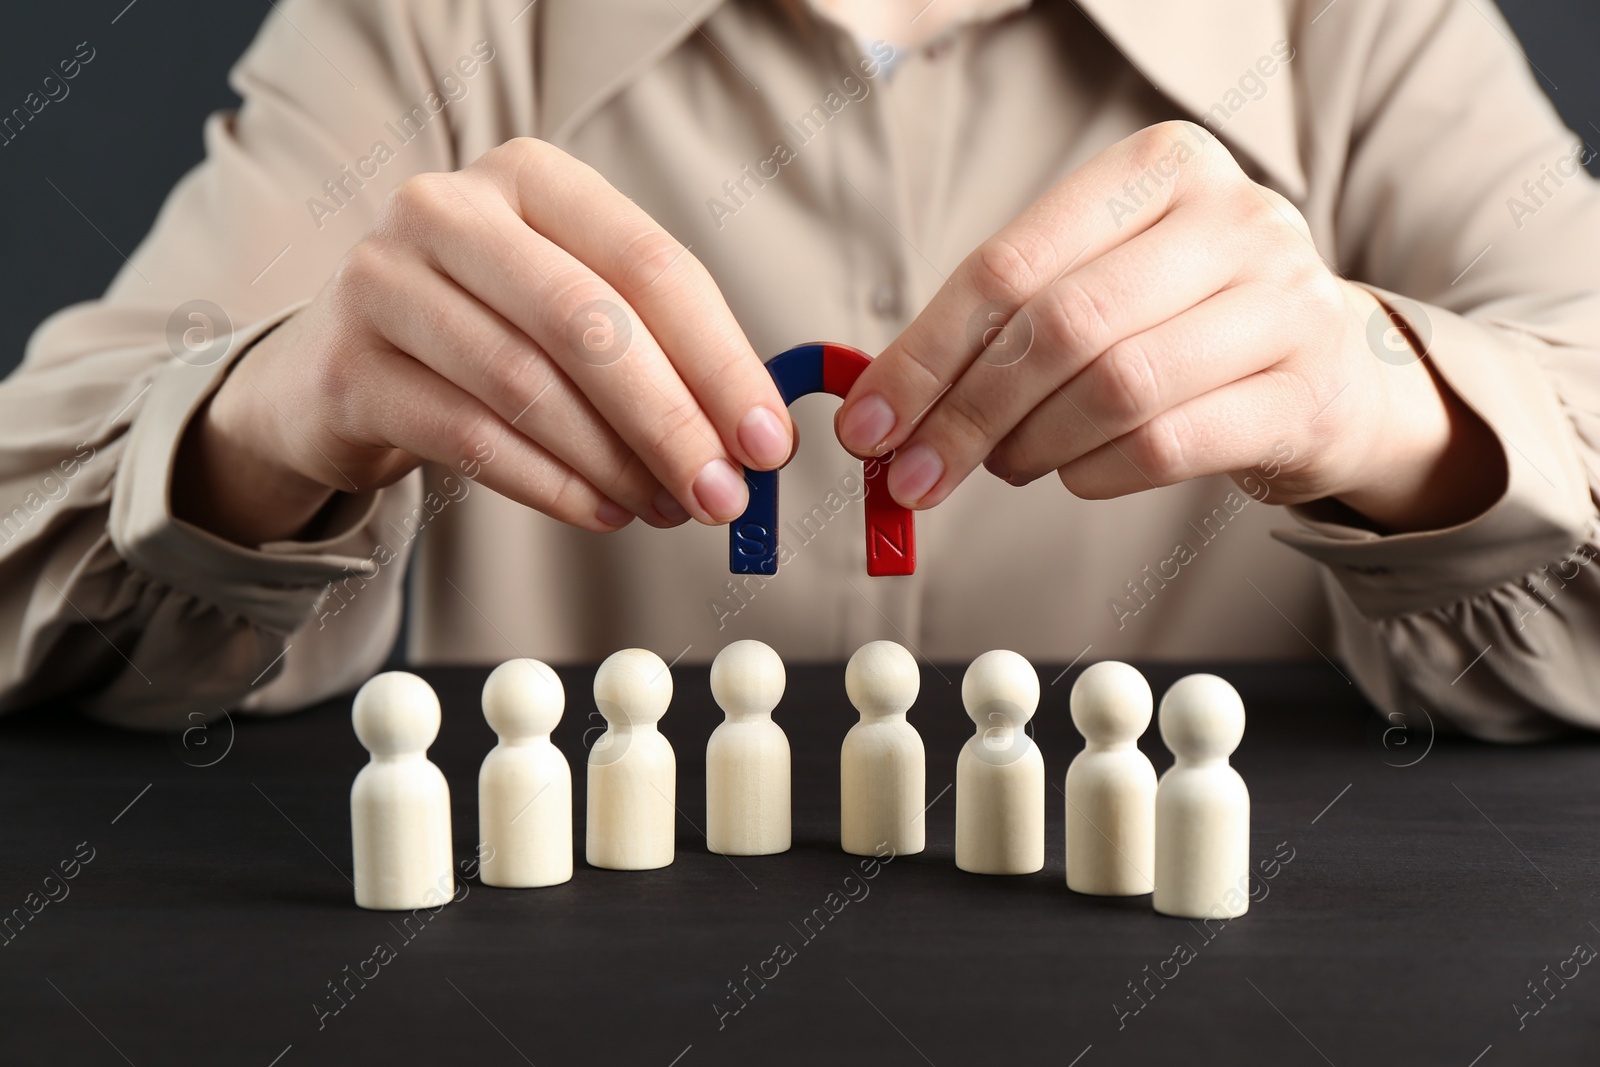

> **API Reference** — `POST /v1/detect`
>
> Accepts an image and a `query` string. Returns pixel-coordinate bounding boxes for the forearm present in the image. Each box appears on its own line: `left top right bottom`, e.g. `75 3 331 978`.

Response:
1274 294 1600 737
0 318 418 727
1328 286 1506 535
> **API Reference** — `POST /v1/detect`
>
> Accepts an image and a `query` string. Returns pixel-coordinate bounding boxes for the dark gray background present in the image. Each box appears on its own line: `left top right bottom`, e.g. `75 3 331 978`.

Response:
0 0 1595 380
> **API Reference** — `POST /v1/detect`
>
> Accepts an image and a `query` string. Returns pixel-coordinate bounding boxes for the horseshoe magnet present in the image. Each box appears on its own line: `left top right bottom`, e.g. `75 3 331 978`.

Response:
728 342 916 577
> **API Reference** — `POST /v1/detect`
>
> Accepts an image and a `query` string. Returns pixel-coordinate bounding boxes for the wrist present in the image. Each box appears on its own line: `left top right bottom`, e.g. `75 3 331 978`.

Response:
172 341 338 546
1332 289 1505 533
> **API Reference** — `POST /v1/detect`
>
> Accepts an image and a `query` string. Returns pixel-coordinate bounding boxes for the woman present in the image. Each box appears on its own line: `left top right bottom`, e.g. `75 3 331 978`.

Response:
0 0 1595 739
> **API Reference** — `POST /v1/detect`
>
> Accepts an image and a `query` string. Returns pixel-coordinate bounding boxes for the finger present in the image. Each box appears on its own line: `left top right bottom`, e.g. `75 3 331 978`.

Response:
385 171 748 524
348 347 634 533
836 120 1228 458
354 244 687 527
484 140 794 472
989 283 1292 485
882 203 1252 508
1054 371 1305 500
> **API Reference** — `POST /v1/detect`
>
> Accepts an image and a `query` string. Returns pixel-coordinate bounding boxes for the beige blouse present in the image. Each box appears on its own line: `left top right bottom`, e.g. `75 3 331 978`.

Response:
0 0 1597 741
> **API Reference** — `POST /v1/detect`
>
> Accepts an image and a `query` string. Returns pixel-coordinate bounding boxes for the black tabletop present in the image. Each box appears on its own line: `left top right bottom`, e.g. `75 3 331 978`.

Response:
2 661 1597 1066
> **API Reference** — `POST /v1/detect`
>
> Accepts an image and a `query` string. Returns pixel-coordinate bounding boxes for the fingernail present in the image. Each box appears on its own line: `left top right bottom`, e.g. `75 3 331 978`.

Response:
888 443 943 505
651 488 690 525
839 394 896 455
692 458 749 521
983 453 1012 481
596 499 634 529
738 406 791 469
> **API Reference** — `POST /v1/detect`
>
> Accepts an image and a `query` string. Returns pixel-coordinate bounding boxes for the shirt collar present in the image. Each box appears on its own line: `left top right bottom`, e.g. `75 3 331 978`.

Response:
536 0 1306 199
537 0 724 143
1072 0 1306 198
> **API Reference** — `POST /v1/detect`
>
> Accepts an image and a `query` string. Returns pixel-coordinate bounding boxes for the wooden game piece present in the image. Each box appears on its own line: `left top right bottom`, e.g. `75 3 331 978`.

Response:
585 648 676 871
706 640 791 856
1065 661 1156 895
841 640 925 856
731 342 916 577
1153 673 1251 919
955 650 1044 875
350 672 454 911
477 659 573 888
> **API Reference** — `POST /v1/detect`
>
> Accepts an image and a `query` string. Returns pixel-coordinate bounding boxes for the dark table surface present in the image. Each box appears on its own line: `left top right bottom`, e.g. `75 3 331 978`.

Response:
2 661 1597 1066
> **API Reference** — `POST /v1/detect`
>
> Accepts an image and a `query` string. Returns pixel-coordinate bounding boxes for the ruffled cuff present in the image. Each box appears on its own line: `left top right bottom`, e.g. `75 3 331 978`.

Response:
108 304 399 633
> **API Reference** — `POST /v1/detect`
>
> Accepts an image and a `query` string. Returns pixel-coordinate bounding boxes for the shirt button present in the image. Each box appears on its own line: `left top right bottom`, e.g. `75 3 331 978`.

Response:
870 283 901 318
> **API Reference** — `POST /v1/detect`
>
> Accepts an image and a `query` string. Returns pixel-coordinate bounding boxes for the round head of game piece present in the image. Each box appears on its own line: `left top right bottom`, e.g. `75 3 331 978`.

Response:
352 671 441 757
710 639 785 721
1070 660 1153 745
961 649 1039 730
481 658 564 741
1158 673 1245 762
845 640 920 718
593 647 673 727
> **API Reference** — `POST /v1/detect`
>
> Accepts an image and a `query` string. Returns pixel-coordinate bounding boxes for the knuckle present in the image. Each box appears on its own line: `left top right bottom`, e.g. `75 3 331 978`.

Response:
614 227 697 294
441 401 498 464
471 137 554 209
938 390 997 450
482 333 555 417
972 236 1046 306
1055 464 1094 498
1096 341 1161 425
992 433 1047 482
1164 120 1209 163
1241 187 1286 230
332 239 397 306
1130 120 1206 175
604 447 657 502
891 339 949 397
414 295 458 346
1038 279 1114 354
639 401 704 467
542 468 593 523
685 350 741 402
546 272 623 338
1128 123 1175 170
683 353 775 427
383 172 454 227
1257 184 1315 241
1298 266 1344 314
483 136 551 173
1164 119 1210 144
1131 413 1189 483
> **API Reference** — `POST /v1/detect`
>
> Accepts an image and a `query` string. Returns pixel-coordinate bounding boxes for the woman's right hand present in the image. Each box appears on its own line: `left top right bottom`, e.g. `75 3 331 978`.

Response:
175 137 793 545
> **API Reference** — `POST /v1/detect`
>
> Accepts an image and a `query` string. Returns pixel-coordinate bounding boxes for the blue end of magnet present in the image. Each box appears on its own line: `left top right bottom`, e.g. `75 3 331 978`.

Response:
728 344 830 574
764 344 825 406
730 468 779 574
